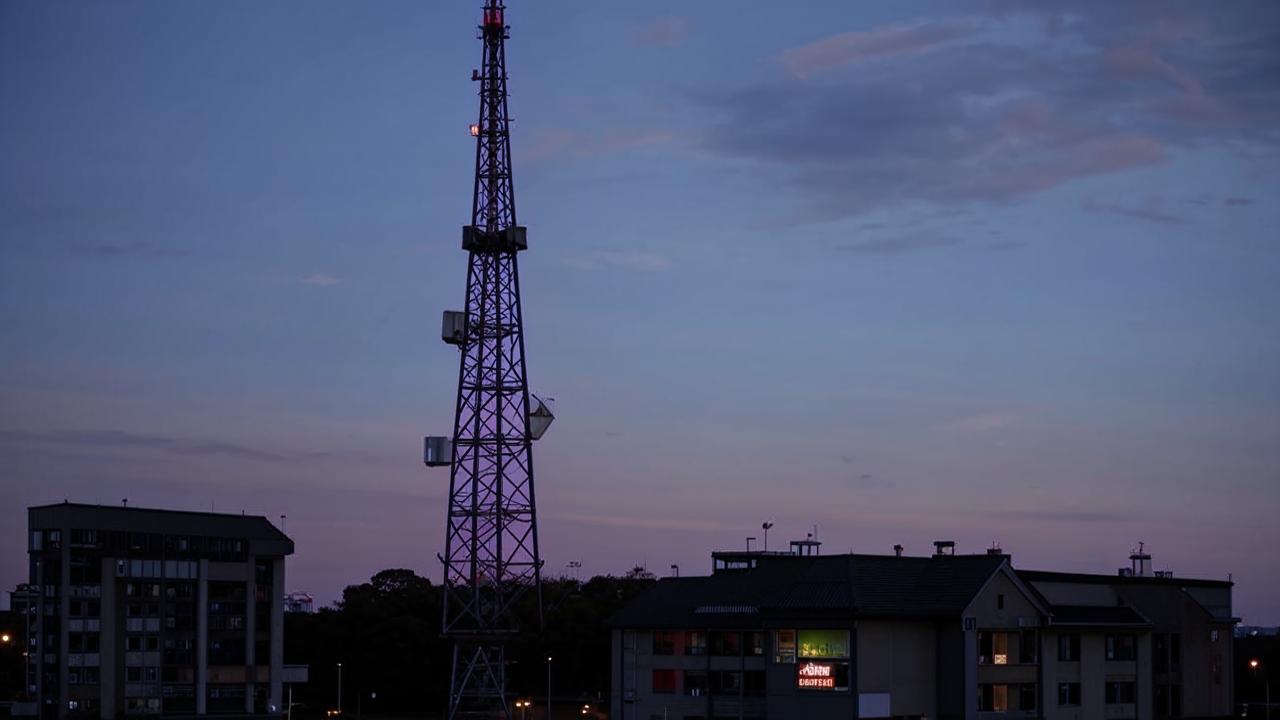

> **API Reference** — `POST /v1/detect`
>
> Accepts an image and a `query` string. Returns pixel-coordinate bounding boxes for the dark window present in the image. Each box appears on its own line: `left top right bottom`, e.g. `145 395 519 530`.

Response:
1106 681 1136 704
709 631 740 656
653 631 679 656
683 671 708 697
1057 633 1080 661
745 631 765 656
1154 633 1169 672
1057 683 1081 706
1019 630 1038 664
652 669 677 694
997 594 1005 610
1106 634 1136 661
1019 683 1037 711
710 671 741 695
744 670 766 697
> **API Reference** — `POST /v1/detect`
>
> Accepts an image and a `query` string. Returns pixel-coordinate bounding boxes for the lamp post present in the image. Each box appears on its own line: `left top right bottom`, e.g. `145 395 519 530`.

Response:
336 663 343 716
546 657 553 720
1251 659 1270 720
514 699 529 720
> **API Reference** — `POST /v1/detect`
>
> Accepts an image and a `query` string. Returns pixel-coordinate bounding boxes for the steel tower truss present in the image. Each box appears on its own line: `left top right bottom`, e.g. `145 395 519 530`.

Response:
440 2 540 718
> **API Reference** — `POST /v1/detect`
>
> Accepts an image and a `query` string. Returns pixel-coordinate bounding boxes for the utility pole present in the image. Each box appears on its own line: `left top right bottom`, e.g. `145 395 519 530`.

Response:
426 2 549 718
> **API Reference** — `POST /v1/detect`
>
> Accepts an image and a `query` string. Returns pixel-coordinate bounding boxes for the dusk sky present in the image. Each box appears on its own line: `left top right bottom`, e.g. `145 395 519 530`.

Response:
2 2 1278 623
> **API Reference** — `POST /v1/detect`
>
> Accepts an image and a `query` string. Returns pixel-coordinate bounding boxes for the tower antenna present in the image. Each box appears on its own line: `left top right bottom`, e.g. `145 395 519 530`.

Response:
425 3 545 717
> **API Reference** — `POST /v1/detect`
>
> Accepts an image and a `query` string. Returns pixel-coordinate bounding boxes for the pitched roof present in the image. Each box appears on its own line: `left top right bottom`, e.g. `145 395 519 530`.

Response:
1018 569 1231 589
609 553 1006 628
1045 604 1151 627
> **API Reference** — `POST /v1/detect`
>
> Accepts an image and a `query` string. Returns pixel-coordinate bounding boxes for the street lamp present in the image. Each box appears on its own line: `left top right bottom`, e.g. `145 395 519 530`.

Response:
1 633 11 644
1250 659 1270 720
546 657 553 720
514 699 530 720
336 663 343 716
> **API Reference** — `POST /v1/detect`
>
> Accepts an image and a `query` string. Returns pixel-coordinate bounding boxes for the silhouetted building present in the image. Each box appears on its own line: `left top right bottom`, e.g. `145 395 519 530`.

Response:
24 502 293 720
610 542 1236 720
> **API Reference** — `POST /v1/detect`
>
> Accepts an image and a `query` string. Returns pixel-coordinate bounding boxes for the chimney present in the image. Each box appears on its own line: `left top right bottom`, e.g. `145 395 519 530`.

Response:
893 544 904 558
932 540 955 558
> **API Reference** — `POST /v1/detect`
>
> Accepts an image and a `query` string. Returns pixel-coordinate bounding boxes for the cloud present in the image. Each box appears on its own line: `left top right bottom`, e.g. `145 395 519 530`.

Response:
562 250 671 272
697 5 1280 221
1223 197 1254 207
781 20 977 78
633 16 687 48
1083 197 1188 225
0 428 335 464
300 273 342 286
836 235 960 255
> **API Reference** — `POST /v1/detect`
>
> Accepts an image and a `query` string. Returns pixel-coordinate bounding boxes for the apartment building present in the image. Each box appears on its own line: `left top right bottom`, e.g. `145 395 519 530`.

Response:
22 502 294 719
609 541 1236 720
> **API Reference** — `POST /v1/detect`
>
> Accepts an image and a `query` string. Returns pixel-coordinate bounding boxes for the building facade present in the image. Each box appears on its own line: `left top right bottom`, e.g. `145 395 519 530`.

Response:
22 503 294 720
610 543 1236 720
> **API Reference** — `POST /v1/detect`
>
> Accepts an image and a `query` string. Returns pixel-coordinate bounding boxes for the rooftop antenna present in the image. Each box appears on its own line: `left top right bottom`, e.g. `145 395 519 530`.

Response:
670 564 679 577
121 498 128 508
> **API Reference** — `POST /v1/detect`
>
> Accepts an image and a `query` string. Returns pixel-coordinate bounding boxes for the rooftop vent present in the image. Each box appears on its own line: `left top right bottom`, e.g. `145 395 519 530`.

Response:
893 544 904 558
933 540 956 557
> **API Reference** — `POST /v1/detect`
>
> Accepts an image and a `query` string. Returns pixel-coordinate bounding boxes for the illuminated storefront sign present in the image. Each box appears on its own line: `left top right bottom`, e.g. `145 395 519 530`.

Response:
797 661 836 689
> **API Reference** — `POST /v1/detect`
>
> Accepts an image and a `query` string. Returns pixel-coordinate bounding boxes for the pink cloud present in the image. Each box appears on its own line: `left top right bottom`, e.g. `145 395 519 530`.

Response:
781 20 976 78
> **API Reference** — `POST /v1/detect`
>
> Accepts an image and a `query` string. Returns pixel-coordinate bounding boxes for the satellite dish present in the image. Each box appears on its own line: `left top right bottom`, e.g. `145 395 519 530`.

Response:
529 394 555 440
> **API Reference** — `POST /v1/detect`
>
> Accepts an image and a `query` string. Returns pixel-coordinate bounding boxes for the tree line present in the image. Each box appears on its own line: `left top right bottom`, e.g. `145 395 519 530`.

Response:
284 568 656 717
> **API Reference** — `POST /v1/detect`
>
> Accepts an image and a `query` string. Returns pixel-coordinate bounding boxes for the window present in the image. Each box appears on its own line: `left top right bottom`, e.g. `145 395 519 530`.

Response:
685 631 707 656
774 630 796 663
978 684 1009 712
1019 683 1037 711
1057 683 1081 706
653 631 679 656
711 671 741 695
683 671 708 697
997 593 1005 610
1105 681 1136 704
1019 630 1038 664
1057 633 1080 661
1106 634 1136 661
652 669 677 694
744 670 766 697
709 631 740 656
797 629 848 658
745 631 765 656
979 631 1009 665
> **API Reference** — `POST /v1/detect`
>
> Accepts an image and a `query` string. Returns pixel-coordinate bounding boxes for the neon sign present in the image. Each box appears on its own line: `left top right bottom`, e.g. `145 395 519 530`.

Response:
796 661 836 689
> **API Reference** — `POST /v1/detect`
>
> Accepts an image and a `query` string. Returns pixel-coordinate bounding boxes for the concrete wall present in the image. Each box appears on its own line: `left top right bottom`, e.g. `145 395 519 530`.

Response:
856 620 936 718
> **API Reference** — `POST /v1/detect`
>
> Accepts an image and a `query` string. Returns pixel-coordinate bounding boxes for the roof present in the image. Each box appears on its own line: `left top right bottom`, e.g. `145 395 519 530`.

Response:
1045 604 1151 627
609 553 1007 628
1018 569 1232 589
28 502 293 556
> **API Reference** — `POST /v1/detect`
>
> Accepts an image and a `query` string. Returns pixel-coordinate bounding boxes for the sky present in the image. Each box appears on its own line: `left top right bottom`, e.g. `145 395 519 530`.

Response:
2 1 1278 623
